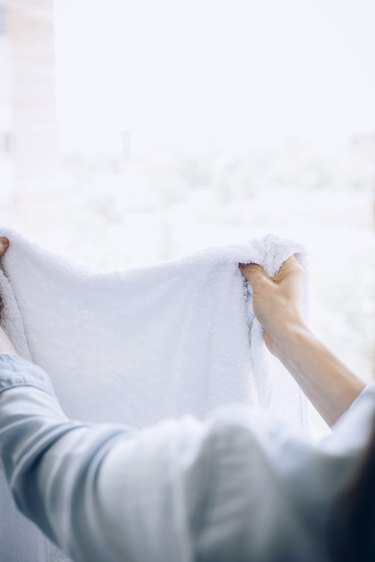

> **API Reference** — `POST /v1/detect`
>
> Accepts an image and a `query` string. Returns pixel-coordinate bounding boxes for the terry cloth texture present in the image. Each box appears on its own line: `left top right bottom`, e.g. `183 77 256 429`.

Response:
0 226 309 562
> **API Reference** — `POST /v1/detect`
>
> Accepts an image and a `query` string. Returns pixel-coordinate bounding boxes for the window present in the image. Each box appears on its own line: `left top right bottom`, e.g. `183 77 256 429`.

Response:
1 0 374 434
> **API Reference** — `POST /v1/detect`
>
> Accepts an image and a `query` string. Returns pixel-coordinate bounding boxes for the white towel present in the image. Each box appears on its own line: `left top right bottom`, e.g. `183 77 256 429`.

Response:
0 226 309 562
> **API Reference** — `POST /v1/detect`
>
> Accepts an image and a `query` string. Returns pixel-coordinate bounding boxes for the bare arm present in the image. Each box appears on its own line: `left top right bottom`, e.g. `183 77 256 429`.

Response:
240 257 366 427
270 319 365 426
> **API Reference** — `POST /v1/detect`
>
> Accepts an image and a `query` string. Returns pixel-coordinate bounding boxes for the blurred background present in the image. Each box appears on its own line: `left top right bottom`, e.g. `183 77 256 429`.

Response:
0 0 374 425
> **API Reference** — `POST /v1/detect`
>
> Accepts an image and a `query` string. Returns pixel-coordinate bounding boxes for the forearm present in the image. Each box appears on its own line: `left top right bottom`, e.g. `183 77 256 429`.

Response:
273 321 366 426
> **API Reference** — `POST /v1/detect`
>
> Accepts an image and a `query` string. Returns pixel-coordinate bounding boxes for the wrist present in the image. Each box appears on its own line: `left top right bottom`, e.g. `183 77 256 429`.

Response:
267 317 313 362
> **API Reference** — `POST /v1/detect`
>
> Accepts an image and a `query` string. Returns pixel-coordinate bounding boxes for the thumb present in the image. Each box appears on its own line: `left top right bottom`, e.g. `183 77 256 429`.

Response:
0 237 9 257
239 263 271 289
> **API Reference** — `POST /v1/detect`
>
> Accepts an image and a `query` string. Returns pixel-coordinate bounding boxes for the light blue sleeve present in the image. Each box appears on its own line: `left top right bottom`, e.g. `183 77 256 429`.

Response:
319 381 375 455
3 352 357 562
0 353 211 562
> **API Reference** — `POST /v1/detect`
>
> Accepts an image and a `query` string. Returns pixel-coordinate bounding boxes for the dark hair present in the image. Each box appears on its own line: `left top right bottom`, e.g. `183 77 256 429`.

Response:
328 412 375 562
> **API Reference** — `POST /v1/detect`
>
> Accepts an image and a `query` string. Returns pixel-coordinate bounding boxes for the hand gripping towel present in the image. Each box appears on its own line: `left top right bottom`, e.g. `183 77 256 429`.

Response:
0 226 309 562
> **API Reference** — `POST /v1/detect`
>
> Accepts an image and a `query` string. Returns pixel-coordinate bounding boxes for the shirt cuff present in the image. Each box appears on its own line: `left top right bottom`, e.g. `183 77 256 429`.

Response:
0 353 55 397
346 382 375 412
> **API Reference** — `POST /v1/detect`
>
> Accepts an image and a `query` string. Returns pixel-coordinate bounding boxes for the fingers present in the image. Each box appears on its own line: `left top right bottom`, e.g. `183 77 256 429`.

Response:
239 254 302 287
273 254 304 282
0 237 9 257
279 254 300 271
239 262 271 289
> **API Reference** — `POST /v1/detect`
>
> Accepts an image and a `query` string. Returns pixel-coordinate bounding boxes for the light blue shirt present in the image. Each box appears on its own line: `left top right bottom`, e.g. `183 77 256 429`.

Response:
0 352 374 562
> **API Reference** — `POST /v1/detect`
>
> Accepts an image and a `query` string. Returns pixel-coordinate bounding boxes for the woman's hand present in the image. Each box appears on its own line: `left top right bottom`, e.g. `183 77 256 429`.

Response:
0 237 10 320
240 254 365 426
0 237 9 258
240 255 306 357
0 236 17 355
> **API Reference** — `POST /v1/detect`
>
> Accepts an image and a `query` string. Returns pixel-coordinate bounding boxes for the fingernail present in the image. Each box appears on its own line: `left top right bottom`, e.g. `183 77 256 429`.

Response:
0 237 9 246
